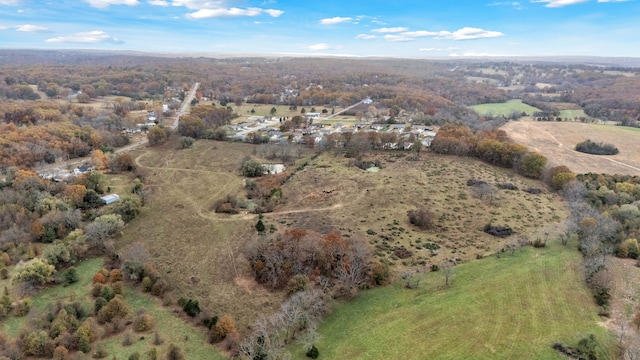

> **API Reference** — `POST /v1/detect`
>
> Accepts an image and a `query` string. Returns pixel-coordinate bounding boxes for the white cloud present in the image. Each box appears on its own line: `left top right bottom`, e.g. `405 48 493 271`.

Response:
306 43 330 51
264 9 283 17
419 48 444 52
320 16 352 25
372 27 408 33
531 0 588 7
83 0 138 8
449 51 516 57
384 34 414 42
186 6 282 18
45 30 122 44
171 0 282 18
0 25 9 30
401 30 438 37
356 34 377 40
148 0 169 5
396 27 504 41
0 0 22 5
15 24 49 32
488 1 523 8
435 27 504 40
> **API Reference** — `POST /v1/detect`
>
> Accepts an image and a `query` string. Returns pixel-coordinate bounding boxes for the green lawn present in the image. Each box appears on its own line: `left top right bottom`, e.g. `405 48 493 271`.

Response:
470 99 541 117
298 240 614 360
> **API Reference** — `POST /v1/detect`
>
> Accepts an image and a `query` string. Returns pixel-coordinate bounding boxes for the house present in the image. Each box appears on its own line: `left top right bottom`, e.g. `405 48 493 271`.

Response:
100 194 120 205
73 164 94 176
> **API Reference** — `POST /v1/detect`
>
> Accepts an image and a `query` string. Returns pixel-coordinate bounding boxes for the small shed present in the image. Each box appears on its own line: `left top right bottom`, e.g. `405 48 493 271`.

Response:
101 194 120 205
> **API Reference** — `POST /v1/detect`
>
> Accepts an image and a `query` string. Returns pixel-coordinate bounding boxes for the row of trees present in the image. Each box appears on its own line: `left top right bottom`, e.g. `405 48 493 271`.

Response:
430 124 548 179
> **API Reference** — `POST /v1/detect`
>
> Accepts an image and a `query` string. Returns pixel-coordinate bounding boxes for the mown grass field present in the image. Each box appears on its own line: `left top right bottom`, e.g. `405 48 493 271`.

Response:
470 99 541 117
501 120 640 175
295 240 614 360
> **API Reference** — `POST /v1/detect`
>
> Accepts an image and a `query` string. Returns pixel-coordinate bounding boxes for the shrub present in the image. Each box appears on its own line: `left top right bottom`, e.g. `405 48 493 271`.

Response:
179 298 201 317
241 159 266 177
97 295 131 323
13 298 32 317
286 274 310 295
92 344 108 358
306 345 319 359
575 139 619 155
483 224 513 238
203 315 219 330
100 285 115 301
122 330 134 346
64 267 78 285
407 207 435 230
52 345 69 360
133 312 153 332
166 344 184 360
371 262 390 285
94 297 108 314
179 136 195 149
517 152 547 179
92 273 106 284
210 315 235 343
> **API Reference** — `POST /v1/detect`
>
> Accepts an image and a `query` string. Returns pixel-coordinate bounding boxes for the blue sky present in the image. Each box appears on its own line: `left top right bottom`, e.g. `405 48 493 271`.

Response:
0 0 638 57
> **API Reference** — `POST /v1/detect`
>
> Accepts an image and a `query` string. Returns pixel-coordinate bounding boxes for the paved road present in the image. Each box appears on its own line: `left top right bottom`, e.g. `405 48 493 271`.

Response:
172 82 200 130
326 100 364 119
36 82 200 175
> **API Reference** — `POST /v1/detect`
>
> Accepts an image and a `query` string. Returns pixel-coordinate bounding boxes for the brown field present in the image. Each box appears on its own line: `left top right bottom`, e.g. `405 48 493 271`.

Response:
502 119 640 176
116 139 567 330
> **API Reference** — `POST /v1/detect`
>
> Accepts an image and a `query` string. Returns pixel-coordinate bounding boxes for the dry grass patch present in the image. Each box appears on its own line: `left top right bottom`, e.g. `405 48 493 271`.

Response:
501 120 640 175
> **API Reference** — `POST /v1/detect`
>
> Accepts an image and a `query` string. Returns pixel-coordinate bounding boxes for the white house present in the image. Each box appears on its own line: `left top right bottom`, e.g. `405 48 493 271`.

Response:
100 194 120 205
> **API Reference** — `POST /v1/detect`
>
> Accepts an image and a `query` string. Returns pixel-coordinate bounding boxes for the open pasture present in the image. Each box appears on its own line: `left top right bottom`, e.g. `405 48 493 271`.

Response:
470 99 540 117
298 241 614 359
501 120 640 175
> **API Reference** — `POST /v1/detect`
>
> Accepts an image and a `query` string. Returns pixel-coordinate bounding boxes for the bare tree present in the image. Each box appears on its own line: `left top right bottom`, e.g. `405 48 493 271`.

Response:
441 260 455 287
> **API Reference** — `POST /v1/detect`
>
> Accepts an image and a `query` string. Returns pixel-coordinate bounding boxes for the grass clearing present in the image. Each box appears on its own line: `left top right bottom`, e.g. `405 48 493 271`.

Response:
470 99 541 117
98 286 223 360
298 240 614 360
1 257 104 338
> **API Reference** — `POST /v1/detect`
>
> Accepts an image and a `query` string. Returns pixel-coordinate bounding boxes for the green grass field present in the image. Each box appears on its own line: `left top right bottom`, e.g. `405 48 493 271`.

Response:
470 99 541 117
297 240 614 360
99 286 224 360
0 255 223 359
1 257 104 338
558 109 587 119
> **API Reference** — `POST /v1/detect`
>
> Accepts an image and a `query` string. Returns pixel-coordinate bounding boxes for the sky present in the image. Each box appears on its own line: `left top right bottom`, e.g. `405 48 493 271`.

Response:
0 0 639 58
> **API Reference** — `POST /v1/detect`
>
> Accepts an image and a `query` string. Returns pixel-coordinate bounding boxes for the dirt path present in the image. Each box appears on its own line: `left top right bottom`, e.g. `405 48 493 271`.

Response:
136 150 345 222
